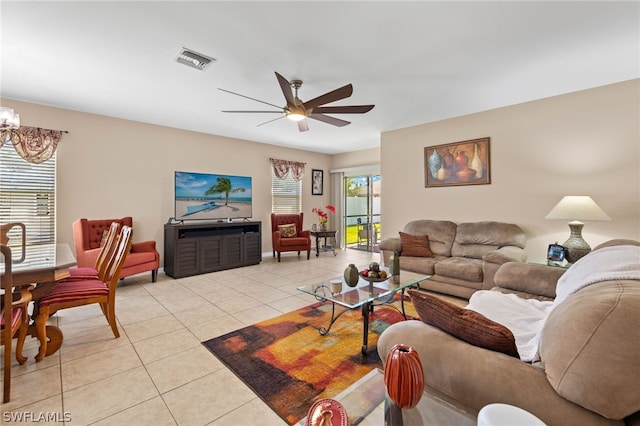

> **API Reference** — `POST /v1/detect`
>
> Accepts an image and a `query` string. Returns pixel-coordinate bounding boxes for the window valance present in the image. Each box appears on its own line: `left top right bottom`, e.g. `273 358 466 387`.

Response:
270 158 306 181
0 126 66 164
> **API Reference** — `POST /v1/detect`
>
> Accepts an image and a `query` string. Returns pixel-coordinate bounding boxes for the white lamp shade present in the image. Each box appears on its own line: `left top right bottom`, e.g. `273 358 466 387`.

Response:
545 196 611 222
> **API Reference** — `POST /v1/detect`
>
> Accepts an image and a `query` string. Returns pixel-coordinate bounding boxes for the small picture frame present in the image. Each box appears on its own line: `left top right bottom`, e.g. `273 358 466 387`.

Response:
547 243 566 262
312 169 323 195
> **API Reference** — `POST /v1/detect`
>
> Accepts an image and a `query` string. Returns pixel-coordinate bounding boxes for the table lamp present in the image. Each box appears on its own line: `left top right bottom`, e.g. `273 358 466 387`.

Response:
545 195 611 263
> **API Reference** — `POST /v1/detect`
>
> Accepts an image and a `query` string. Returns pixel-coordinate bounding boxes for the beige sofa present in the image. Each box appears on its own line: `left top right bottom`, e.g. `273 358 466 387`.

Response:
378 240 640 426
379 220 527 299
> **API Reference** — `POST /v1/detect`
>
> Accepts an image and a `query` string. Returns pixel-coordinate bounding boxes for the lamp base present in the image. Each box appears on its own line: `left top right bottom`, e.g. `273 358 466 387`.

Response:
563 222 591 263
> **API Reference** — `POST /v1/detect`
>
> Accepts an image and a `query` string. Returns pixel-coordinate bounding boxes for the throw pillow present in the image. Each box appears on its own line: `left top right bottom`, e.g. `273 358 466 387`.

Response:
409 289 519 358
278 223 297 238
399 232 433 257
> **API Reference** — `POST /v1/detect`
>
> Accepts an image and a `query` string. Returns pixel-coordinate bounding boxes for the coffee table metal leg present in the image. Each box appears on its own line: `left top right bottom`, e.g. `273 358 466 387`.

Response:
361 302 371 356
384 395 404 426
318 302 351 336
400 289 407 320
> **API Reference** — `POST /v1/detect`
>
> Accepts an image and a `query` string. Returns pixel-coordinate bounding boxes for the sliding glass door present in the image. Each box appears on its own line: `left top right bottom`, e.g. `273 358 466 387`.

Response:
343 175 381 252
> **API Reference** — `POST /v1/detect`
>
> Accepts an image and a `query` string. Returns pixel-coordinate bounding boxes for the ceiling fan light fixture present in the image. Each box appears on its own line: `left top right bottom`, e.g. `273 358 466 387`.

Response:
286 112 306 122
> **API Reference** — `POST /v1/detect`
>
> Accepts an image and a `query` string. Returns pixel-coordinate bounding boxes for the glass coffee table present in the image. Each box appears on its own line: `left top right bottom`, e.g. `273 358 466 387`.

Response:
297 270 429 356
297 368 475 426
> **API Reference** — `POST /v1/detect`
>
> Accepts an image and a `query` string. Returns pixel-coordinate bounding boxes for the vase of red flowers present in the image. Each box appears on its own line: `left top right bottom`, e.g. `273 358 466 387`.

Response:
311 205 335 231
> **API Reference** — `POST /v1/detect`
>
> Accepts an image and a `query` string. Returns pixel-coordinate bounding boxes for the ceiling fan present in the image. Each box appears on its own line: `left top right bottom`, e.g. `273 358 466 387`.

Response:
219 72 374 132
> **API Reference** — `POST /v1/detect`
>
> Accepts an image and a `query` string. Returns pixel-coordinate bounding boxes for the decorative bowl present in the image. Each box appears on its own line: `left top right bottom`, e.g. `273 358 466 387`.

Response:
359 272 388 282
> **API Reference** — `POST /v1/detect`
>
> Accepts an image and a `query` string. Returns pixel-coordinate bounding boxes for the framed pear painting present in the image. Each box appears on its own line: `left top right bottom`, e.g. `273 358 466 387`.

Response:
424 137 491 187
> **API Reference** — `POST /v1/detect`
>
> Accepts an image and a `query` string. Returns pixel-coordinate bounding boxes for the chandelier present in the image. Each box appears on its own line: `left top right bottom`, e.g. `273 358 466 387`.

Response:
0 107 20 130
0 107 20 142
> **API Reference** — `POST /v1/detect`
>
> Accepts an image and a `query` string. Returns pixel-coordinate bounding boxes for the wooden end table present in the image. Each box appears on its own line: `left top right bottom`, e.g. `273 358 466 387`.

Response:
310 230 337 257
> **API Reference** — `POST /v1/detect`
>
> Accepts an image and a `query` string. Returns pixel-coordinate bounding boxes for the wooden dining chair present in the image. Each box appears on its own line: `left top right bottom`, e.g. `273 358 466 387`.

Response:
1 244 33 403
32 225 132 361
65 221 120 281
0 222 26 263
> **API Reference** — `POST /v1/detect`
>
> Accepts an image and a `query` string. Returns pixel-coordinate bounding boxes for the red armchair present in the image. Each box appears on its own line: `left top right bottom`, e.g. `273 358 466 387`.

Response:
72 217 159 282
271 213 311 262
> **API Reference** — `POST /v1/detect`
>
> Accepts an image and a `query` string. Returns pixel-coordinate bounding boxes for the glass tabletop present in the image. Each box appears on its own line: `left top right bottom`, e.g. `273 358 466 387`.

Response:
297 270 429 309
0 243 76 275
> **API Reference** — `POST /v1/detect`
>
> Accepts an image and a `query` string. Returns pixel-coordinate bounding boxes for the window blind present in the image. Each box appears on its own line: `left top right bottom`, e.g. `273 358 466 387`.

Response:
0 140 56 249
271 168 301 214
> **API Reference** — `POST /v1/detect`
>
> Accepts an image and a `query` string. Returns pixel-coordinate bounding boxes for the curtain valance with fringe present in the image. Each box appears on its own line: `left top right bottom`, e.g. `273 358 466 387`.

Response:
0 126 65 164
270 158 306 181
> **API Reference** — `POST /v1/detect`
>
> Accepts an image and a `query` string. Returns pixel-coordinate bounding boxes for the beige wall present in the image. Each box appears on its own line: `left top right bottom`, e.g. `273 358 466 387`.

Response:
380 79 640 262
331 147 380 170
4 79 638 267
1 99 338 262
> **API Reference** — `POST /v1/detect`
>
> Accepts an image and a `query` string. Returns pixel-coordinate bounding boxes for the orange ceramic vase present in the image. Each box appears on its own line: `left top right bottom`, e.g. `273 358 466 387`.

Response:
384 344 424 409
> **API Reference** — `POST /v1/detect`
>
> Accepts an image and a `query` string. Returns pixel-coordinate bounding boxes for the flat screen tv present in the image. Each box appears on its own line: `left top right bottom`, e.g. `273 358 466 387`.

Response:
174 171 252 221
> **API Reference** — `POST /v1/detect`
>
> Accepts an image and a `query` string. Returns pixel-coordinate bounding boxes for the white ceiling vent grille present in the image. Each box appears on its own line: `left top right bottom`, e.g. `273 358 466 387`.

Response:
176 48 215 71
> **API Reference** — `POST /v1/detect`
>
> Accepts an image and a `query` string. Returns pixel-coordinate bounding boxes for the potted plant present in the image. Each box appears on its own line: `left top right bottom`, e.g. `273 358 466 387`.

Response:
311 205 335 231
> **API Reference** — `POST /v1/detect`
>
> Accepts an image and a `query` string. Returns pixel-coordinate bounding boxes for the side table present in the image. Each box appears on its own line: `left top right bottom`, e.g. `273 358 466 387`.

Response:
528 260 571 269
310 230 337 257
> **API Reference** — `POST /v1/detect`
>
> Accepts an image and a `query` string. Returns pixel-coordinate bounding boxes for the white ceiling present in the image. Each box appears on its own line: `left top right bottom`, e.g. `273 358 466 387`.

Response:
1 1 638 154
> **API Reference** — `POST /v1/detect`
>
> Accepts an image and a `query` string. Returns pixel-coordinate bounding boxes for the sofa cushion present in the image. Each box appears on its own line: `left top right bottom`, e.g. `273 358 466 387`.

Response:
493 262 564 299
402 220 457 257
123 252 157 268
540 280 640 419
434 257 483 282
279 237 309 247
399 232 433 257
409 290 519 358
399 256 440 275
277 223 297 238
451 221 526 259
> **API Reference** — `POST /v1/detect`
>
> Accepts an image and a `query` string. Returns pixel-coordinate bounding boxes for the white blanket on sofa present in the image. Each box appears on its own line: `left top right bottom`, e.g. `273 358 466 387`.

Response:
466 245 640 362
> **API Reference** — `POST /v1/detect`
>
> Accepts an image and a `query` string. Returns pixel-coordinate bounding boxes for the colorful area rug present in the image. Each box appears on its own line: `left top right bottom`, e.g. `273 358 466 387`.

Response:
202 298 417 425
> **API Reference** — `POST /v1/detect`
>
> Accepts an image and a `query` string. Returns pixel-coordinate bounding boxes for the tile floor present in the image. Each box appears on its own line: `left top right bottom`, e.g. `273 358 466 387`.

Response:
1 248 416 425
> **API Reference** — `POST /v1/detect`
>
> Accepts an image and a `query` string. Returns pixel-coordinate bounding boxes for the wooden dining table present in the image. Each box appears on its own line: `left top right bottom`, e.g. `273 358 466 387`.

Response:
0 243 77 359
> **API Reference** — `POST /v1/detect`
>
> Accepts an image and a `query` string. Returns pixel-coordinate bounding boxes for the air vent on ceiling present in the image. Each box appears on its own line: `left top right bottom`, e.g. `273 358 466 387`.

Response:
176 48 215 71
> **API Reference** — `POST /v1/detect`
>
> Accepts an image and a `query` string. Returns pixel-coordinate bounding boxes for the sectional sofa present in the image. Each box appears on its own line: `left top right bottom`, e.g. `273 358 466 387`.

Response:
378 239 640 425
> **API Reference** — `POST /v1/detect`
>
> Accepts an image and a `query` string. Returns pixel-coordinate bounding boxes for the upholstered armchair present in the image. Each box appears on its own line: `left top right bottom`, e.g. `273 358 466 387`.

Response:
271 213 311 262
72 217 159 282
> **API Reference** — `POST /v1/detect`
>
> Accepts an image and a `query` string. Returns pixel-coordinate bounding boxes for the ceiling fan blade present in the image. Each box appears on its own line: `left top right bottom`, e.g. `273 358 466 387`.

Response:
308 113 350 127
222 110 283 113
218 88 283 110
275 72 295 106
297 119 309 132
257 116 285 127
303 84 353 110
313 105 375 114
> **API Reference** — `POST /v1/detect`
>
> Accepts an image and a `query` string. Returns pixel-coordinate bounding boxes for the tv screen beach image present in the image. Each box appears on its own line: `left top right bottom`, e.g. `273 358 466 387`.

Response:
175 172 252 220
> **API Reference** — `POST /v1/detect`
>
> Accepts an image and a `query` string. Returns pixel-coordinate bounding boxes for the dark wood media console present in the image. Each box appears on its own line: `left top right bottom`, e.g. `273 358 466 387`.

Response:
164 221 261 278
